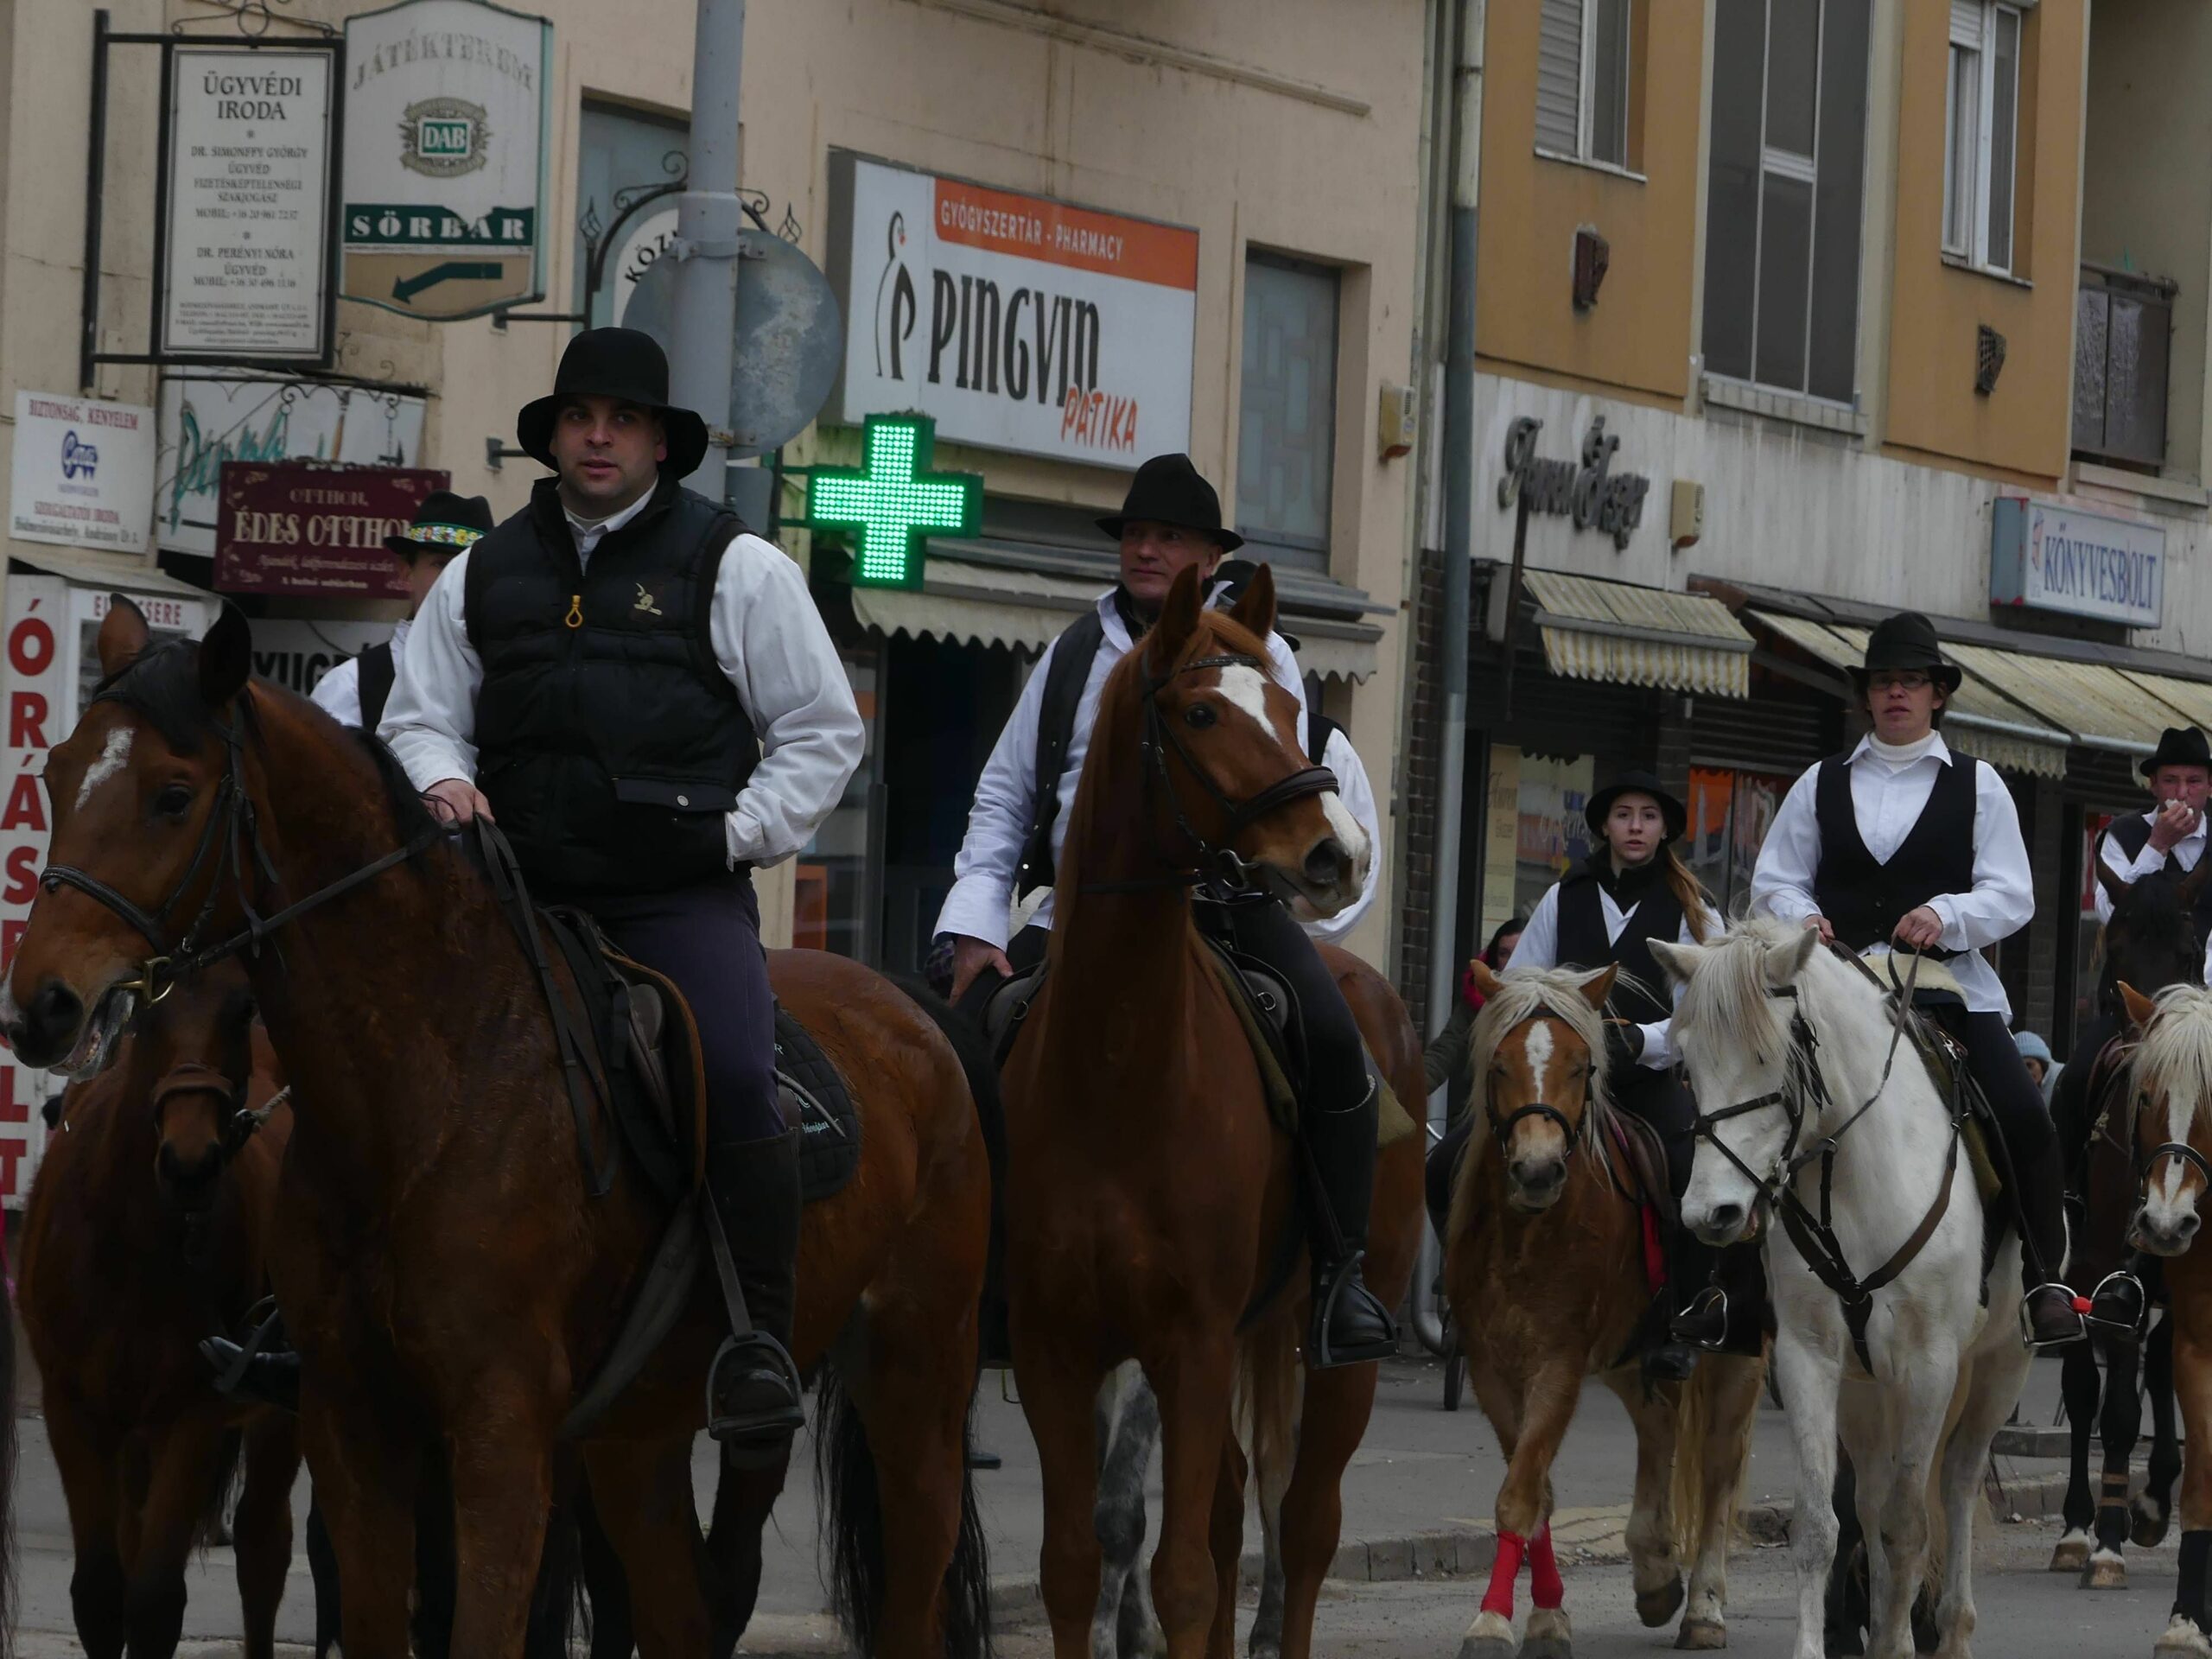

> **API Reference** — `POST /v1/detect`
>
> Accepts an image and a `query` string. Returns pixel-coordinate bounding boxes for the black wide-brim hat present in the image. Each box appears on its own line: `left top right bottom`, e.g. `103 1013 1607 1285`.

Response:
1096 452 1243 551
515 327 711 479
1585 770 1689 842
2142 725 2212 778
1847 610 1963 694
383 490 496 559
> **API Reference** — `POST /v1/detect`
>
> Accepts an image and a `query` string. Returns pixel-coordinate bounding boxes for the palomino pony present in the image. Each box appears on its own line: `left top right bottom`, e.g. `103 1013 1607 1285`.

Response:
2046 855 2200 1590
2114 980 2212 1657
1002 563 1422 1659
1654 921 2031 1659
1443 961 1763 1657
2 600 994 1659
19 961 298 1659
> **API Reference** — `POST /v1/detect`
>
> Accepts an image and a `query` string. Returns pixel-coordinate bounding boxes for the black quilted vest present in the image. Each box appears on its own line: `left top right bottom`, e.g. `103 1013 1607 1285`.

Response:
1810 749 1977 951
1554 858 1682 1026
357 640 396 731
464 474 759 898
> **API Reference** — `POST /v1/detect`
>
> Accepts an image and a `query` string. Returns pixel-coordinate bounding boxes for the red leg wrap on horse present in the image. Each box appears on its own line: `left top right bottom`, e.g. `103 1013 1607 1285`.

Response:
1530 1521 1565 1610
1483 1529 1528 1618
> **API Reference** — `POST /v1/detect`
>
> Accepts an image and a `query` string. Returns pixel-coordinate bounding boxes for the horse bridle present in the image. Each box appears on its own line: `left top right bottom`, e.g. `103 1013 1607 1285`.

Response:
1081 650 1338 895
37 677 442 1006
1484 1009 1586 1159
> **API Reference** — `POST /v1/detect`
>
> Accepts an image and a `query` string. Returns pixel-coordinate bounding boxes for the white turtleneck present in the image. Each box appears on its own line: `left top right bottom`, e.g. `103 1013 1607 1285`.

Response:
1865 730 1942 772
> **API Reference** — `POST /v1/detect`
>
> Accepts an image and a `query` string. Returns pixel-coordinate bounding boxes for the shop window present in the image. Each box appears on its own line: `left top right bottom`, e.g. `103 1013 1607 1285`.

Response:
1237 253 1338 574
1478 747 1597 939
1701 0 1872 405
2073 810 2113 1051
577 101 689 328
1684 766 1796 921
1943 1 2022 274
1535 0 1636 170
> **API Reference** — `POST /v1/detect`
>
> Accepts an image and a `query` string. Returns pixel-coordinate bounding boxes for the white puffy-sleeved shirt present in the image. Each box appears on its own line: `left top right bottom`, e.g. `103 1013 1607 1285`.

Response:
1748 733 2034 1019
934 588 1326 950
308 620 408 729
1510 874 1693 1068
378 490 865 869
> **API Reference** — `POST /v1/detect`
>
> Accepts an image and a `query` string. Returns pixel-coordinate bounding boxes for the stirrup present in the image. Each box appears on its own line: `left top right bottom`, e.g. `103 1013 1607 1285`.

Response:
2019 1284 2089 1351
1669 1282 1731 1352
2085 1269 2150 1339
199 1296 299 1413
705 1332 807 1460
1308 1252 1396 1370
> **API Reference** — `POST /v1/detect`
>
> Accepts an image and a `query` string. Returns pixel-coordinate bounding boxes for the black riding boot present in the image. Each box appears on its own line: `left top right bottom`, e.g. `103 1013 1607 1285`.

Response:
1301 1080 1398 1368
703 1129 808 1464
2018 1137 2088 1348
1647 1227 1712 1379
199 1300 301 1414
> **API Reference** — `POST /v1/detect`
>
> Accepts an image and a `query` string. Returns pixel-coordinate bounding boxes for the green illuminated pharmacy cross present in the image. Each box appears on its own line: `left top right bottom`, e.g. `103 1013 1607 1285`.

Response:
805 415 982 589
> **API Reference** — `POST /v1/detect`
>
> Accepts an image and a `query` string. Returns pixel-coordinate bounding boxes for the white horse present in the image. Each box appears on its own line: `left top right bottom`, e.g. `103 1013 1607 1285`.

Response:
1651 919 2032 1659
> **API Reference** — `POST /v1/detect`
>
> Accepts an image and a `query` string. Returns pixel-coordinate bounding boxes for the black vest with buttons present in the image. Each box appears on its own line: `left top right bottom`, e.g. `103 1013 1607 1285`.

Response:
2106 811 2212 941
1810 748 1978 951
1554 860 1683 1027
464 474 759 898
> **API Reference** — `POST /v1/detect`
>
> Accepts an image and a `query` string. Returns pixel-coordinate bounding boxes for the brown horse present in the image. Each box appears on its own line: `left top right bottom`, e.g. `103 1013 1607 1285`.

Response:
1002 563 1423 1659
19 959 300 1659
1444 961 1763 1658
1 600 994 1659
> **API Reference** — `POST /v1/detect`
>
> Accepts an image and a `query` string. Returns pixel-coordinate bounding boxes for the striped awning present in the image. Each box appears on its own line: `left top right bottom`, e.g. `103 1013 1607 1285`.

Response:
849 558 1107 653
1523 570 1753 698
1748 610 2073 779
1940 642 2171 758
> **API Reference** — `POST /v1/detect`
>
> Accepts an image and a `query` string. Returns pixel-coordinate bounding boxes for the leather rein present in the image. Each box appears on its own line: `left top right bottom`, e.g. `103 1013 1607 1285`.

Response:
1691 945 1967 1375
38 683 444 1007
1078 650 1338 897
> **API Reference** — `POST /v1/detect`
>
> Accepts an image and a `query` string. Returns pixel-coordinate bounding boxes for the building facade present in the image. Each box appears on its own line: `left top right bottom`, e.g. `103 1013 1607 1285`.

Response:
1403 0 2212 1061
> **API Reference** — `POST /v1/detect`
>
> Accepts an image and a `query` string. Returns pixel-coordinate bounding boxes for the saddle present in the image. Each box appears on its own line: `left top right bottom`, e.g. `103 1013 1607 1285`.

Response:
1602 1113 1675 1297
1854 951 2005 1209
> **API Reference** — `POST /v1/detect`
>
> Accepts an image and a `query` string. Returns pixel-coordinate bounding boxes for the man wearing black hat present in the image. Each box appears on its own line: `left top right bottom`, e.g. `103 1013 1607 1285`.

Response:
2094 725 2212 970
1749 611 2082 1345
311 491 495 730
931 452 1399 1368
379 328 865 1454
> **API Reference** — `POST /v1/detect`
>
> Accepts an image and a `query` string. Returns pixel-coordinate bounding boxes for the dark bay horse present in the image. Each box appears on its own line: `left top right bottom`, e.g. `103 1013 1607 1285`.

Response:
19 960 299 1658
3 600 994 1658
1002 564 1423 1659
2047 854 2201 1588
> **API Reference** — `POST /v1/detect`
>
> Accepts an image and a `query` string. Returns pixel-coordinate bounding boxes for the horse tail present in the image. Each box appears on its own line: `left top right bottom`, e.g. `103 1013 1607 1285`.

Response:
1237 1309 1303 1553
196 1427 245 1552
815 1363 995 1659
1669 1351 1756 1563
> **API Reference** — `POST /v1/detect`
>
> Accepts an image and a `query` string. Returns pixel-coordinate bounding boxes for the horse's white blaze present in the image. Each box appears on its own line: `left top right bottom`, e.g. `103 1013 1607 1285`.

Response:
1319 789 1370 876
1213 664 1281 747
76 728 131 810
1521 1018 1554 1085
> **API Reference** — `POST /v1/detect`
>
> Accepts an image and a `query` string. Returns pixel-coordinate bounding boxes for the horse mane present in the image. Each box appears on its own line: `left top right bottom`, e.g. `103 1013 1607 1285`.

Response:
1469 963 1617 1148
1669 913 1808 1058
2136 982 2212 1140
93 639 232 755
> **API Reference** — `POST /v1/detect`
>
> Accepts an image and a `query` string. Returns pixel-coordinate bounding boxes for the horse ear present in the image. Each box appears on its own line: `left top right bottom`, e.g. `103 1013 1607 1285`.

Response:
1765 924 1821 988
1648 938 1705 989
1471 959 1505 1002
1228 561 1277 640
2119 980 2159 1035
97 594 151 678
198 606 251 708
1152 563 1205 667
1577 963 1619 1010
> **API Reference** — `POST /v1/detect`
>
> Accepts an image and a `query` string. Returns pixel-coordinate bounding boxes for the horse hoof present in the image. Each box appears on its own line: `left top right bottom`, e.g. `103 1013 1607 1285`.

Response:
1637 1573 1687 1628
2047 1534 2090 1573
2155 1613 2212 1657
2081 1551 2127 1591
2135 1500 2174 1549
1675 1618 1727 1649
1524 1605 1573 1658
1456 1609 1518 1659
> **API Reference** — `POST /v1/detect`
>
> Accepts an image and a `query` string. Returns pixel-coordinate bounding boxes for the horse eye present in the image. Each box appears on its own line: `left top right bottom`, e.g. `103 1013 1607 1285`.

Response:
1183 702 1217 729
155 784 194 819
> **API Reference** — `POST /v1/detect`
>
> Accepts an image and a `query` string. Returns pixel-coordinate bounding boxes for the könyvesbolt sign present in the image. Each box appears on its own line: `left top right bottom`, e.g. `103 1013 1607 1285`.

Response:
161 44 337 360
1990 496 2166 629
341 0 552 320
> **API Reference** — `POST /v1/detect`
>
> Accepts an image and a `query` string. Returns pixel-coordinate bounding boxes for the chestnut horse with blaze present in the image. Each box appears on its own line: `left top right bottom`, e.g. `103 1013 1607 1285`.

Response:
1 599 993 1659
1003 564 1423 1659
19 960 300 1659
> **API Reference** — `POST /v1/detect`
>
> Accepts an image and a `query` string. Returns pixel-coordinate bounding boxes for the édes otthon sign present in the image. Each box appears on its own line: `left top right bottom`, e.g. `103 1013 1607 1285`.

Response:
340 0 552 319
826 153 1198 469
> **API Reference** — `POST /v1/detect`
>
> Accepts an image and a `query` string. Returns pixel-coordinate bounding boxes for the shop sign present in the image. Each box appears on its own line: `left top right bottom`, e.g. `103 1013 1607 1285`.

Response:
1496 416 1651 550
0 580 212 1206
341 0 553 319
161 43 336 359
826 153 1198 467
155 374 429 558
10 391 157 554
1991 496 2165 629
247 616 396 697
215 461 449 598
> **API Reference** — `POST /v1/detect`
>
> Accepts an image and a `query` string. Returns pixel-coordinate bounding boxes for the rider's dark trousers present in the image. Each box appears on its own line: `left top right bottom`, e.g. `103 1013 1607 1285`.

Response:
581 874 784 1148
1618 1065 1696 1195
1202 893 1370 1116
1929 1005 2056 1161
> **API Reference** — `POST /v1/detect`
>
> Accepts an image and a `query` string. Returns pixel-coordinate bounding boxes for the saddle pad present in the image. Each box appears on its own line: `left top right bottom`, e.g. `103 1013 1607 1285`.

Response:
773 1007 861 1205
1859 948 1969 1005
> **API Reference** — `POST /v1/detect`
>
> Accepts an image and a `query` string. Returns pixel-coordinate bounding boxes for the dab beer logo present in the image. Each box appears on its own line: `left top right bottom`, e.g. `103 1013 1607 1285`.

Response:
399 97 491 179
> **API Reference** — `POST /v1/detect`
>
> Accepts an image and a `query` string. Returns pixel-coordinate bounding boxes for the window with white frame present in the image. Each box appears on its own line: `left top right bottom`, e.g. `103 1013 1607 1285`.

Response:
1535 0 1633 169
1944 0 2022 272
